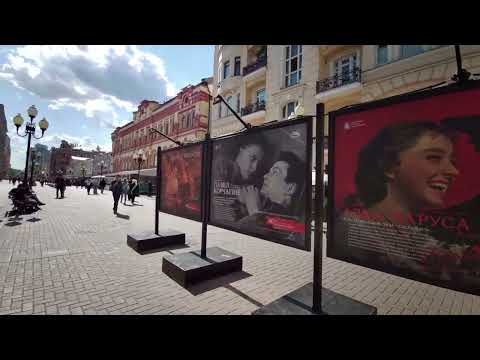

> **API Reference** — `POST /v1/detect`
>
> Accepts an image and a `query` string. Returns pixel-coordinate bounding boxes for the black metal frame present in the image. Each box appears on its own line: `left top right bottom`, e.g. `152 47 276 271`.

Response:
327 79 480 296
157 141 205 223
207 116 313 251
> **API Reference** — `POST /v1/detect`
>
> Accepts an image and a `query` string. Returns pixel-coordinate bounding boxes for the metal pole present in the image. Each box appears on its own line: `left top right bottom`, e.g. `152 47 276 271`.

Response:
23 127 32 185
455 45 463 77
312 103 325 314
155 146 161 235
200 82 213 258
215 94 251 130
30 152 35 187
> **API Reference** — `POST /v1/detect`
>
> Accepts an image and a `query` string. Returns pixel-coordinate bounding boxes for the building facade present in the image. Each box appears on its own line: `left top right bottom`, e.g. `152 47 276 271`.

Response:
49 140 105 179
111 78 213 177
0 104 11 178
212 45 480 139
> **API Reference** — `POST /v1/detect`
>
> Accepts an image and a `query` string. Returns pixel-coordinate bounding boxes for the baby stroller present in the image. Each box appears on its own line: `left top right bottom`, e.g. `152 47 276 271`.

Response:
6 187 40 217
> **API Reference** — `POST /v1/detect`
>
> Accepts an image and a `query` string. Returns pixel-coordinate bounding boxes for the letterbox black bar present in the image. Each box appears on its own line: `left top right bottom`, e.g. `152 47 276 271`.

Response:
312 103 326 314
155 146 161 235
149 128 184 147
214 94 252 130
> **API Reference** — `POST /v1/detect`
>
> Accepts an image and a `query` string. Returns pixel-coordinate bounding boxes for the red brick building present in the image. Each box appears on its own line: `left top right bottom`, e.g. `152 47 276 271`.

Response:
111 78 212 178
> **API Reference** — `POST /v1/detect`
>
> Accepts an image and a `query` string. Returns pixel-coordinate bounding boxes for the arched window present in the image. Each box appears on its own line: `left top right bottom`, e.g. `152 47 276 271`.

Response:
282 101 298 120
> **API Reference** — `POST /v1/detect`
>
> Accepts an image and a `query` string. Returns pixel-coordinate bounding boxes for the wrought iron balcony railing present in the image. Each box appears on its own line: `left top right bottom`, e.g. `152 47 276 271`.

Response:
242 56 267 76
241 101 266 116
316 67 361 94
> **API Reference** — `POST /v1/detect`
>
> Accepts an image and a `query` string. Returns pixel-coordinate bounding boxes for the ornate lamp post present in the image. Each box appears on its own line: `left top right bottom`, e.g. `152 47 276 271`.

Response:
99 160 105 176
13 105 49 187
29 149 38 187
134 150 145 181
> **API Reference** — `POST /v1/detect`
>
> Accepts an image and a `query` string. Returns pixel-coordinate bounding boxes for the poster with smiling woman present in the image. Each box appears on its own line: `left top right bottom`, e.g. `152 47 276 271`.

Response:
328 80 480 295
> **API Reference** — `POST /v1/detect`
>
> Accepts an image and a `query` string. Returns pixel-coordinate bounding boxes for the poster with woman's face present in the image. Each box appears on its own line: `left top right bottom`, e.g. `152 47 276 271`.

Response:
209 118 312 250
160 144 203 221
328 82 480 295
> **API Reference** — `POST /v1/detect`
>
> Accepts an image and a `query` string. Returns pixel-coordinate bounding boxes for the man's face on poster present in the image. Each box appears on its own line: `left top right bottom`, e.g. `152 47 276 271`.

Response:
236 144 264 180
261 160 296 205
387 132 459 209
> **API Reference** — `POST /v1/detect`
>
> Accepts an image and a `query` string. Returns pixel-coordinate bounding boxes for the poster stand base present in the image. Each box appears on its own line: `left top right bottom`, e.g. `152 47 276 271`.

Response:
127 229 185 253
162 246 242 288
252 282 377 315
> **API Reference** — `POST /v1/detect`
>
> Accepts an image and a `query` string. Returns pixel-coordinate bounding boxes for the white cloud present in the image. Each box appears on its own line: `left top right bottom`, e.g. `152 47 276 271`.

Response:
0 45 176 124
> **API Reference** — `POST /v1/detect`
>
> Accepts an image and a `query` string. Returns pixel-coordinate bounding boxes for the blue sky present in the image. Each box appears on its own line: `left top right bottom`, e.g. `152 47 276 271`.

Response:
0 45 214 169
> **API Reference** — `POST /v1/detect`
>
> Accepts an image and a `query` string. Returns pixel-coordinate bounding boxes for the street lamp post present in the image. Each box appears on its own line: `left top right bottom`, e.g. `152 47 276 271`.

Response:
134 151 145 182
99 160 105 176
13 105 49 187
29 150 37 187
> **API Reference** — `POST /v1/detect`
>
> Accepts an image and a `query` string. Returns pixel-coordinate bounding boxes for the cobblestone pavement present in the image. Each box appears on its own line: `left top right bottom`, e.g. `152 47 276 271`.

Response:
0 181 479 315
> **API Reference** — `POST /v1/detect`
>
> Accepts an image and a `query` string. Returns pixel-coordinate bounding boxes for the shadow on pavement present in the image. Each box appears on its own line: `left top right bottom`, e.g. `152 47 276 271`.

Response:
132 203 143 206
5 221 22 227
187 271 253 296
136 243 190 255
116 213 130 220
26 217 42 223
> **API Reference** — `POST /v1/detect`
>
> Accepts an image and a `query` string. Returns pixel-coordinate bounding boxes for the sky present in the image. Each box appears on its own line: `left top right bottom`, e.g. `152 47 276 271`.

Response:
0 45 214 170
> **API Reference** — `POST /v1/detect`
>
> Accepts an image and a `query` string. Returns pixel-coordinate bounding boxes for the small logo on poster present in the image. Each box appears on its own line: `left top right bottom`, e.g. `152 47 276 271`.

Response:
344 120 365 131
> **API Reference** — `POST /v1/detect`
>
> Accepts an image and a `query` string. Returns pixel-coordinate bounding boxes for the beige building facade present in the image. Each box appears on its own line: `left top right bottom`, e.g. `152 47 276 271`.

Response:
212 45 480 138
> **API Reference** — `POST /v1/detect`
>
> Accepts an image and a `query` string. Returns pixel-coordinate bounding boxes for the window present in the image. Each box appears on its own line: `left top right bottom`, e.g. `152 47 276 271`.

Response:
223 61 230 80
282 101 298 120
400 45 435 58
284 45 303 87
377 45 388 65
234 56 241 76
334 54 358 85
218 103 222 119
256 88 266 104
236 93 240 112
165 120 169 135
226 96 233 116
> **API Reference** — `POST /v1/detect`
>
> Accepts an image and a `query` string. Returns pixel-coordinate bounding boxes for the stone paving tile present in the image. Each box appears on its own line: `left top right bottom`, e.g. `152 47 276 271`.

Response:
1 182 480 315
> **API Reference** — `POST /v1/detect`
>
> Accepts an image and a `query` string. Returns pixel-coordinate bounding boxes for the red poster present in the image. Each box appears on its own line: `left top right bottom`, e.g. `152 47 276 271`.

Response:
328 81 480 295
160 143 203 221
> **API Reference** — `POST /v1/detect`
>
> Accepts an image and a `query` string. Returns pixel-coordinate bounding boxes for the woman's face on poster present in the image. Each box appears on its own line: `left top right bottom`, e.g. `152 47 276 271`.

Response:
386 131 459 209
236 144 264 180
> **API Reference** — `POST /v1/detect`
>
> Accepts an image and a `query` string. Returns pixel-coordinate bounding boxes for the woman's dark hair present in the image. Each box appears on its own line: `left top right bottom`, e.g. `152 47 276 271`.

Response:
354 121 457 207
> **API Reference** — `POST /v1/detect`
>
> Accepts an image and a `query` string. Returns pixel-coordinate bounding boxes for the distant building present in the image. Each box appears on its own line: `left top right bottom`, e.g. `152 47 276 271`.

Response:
32 143 50 178
0 104 11 178
48 140 105 179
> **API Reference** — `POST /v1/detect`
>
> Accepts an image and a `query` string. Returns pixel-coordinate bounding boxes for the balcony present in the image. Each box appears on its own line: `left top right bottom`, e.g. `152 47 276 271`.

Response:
316 67 361 94
242 56 267 77
241 101 266 116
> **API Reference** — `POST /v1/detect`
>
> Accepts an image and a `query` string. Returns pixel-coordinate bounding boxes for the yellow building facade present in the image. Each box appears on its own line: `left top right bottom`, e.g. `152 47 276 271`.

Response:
213 45 480 137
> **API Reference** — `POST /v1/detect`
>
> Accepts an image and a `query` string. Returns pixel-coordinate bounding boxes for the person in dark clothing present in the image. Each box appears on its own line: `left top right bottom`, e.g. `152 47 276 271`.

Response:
111 176 123 215
55 173 66 199
148 181 153 197
12 177 17 185
99 178 106 194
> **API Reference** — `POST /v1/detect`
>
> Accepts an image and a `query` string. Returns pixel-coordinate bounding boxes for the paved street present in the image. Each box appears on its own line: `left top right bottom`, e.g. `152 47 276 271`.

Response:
0 181 479 315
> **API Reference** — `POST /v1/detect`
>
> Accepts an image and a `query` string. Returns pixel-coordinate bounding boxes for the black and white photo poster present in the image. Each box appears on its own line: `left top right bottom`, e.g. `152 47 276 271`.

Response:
209 118 312 250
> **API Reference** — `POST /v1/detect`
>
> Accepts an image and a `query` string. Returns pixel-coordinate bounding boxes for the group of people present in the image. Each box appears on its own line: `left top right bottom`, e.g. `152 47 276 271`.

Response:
110 177 139 214
8 181 45 215
83 178 107 195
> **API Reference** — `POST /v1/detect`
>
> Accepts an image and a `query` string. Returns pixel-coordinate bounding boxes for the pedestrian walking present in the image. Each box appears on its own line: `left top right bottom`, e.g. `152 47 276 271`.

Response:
130 179 139 204
120 178 129 205
55 173 65 199
93 179 98 195
148 181 153 197
99 178 106 194
12 177 17 185
110 176 123 215
85 179 92 195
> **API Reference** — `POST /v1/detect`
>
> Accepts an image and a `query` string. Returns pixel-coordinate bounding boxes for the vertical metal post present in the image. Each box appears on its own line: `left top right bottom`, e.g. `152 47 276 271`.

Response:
200 82 213 259
455 45 462 77
155 146 161 235
312 103 325 314
30 151 35 187
24 129 32 185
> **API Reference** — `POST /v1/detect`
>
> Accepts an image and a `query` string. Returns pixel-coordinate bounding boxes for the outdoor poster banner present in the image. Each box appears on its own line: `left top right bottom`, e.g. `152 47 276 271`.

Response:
159 143 203 222
327 80 480 295
209 117 312 251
